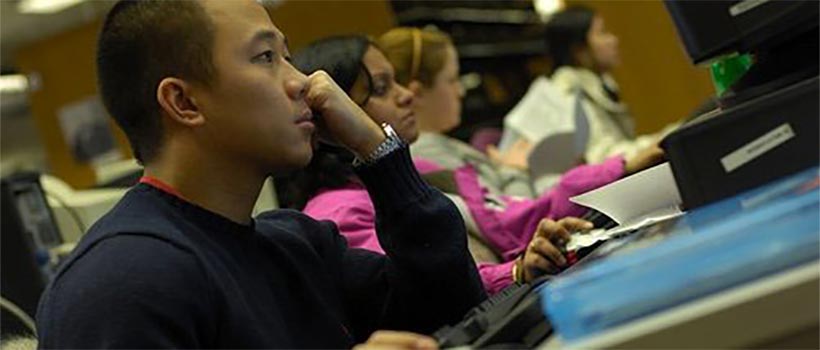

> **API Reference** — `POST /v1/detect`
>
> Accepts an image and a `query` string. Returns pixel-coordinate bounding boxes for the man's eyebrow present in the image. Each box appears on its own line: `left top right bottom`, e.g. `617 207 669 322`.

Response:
371 72 392 81
250 30 279 45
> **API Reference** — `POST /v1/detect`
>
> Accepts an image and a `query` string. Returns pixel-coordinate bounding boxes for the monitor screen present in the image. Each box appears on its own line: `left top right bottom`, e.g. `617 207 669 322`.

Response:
1 173 63 332
664 0 818 65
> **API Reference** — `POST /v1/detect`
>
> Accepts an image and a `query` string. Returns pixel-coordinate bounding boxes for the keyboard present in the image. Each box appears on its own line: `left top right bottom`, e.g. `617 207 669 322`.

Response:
434 276 553 348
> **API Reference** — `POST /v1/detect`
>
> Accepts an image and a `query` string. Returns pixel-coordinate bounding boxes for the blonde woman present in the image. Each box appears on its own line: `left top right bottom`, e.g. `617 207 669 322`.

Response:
377 27 663 198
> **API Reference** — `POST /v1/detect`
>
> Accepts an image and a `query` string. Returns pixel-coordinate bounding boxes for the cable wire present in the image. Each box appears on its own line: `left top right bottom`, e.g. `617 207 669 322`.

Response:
0 296 36 336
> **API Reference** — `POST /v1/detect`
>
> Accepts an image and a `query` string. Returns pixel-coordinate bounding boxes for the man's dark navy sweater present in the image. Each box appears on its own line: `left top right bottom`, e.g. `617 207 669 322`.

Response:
35 148 486 348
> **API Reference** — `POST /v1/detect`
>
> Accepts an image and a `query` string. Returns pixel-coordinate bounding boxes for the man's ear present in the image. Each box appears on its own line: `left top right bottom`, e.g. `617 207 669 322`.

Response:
156 77 205 127
407 80 424 97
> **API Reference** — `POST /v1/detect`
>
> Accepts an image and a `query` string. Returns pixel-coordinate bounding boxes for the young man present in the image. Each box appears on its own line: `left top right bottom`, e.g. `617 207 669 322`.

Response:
35 0 486 348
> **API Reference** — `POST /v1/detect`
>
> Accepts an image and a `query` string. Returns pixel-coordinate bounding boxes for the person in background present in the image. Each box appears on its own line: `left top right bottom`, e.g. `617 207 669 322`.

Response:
373 28 663 288
539 5 677 164
35 1 485 348
378 27 534 198
283 35 639 295
377 27 665 199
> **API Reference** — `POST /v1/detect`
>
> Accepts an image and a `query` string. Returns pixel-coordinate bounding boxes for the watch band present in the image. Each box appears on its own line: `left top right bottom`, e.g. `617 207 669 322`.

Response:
353 123 405 166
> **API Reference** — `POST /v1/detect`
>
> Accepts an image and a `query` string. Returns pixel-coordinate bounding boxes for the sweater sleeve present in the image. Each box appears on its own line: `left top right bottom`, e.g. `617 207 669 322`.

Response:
36 235 215 349
477 260 516 295
304 173 516 297
343 146 487 335
451 156 626 262
303 192 385 254
544 155 626 218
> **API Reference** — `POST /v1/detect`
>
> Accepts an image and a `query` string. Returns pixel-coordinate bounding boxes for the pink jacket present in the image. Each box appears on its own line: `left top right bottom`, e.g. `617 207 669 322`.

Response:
303 156 625 294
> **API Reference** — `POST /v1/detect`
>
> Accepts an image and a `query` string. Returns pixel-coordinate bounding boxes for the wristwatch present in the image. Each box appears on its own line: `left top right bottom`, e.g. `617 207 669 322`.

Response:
353 123 405 166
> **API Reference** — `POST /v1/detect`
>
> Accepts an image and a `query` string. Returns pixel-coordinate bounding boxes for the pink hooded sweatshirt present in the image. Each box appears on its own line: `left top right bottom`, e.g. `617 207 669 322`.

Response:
303 156 625 294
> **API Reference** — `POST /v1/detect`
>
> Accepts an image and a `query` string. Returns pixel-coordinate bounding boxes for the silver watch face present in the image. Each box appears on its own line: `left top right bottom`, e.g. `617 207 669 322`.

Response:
353 123 403 165
381 123 400 141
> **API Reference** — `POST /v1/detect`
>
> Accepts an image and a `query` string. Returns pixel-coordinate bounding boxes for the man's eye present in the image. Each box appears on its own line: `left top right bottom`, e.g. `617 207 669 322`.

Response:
372 82 390 96
253 51 274 63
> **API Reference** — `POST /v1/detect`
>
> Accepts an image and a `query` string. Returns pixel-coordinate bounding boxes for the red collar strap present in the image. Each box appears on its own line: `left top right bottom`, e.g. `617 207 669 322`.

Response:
139 176 187 201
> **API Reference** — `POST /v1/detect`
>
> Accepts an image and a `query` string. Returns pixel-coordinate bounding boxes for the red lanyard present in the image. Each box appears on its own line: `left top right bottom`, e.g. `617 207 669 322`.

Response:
139 176 187 201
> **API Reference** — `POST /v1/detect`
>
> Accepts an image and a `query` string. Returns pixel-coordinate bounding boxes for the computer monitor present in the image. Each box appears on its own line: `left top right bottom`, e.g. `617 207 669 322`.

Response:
664 0 819 65
1 173 63 336
660 1 818 209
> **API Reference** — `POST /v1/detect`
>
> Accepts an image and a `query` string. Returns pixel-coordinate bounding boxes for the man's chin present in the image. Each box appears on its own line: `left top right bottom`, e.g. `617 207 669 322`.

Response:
406 130 420 144
267 147 313 177
298 148 314 167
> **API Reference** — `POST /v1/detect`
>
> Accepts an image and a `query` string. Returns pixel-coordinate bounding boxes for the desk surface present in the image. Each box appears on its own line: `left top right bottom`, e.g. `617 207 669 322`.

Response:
540 261 819 349
537 168 819 348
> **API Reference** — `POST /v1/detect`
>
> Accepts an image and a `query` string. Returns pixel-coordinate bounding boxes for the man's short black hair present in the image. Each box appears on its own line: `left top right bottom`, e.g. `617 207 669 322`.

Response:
97 0 216 164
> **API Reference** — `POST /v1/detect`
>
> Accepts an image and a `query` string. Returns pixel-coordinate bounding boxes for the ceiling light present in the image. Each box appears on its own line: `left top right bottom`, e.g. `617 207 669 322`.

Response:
18 0 88 14
533 0 565 20
460 73 482 91
0 75 29 94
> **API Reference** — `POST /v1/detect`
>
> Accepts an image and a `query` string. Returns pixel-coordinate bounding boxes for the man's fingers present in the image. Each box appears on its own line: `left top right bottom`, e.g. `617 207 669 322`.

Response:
354 345 397 350
303 73 330 106
359 331 438 350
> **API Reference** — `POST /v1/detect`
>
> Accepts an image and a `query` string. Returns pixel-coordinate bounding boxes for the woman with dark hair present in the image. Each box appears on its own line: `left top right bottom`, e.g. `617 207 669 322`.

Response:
281 35 613 295
276 36 371 211
537 5 675 164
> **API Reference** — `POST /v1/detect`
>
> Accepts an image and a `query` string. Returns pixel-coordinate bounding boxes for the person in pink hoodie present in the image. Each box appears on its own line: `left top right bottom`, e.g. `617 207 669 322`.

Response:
281 35 662 294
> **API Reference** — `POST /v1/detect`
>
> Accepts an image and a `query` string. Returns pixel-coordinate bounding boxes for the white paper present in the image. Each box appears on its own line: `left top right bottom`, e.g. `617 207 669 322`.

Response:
572 96 590 159
503 77 575 144
500 76 591 178
566 228 608 251
527 132 575 175
526 95 591 177
570 162 682 225
605 206 684 236
566 209 684 251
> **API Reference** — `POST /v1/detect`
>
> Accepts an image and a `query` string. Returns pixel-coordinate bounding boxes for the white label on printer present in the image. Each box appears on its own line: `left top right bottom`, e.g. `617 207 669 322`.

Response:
721 123 795 173
730 0 770 17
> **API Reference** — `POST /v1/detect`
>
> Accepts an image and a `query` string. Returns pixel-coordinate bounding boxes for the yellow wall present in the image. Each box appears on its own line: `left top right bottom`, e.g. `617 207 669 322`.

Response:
16 1 396 188
17 20 130 189
266 1 396 52
16 0 706 187
567 0 716 134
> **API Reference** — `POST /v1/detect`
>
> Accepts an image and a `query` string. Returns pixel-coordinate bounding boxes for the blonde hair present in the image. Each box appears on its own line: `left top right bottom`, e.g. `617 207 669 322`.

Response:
377 27 453 87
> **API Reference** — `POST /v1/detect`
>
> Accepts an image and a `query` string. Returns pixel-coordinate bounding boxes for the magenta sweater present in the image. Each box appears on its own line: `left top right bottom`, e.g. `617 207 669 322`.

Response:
303 156 625 294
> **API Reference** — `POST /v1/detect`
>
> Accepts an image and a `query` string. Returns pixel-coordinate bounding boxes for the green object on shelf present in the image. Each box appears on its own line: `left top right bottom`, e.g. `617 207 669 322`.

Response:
710 53 753 96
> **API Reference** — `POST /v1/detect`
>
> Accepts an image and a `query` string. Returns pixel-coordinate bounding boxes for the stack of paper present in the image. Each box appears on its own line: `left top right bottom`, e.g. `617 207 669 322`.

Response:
567 163 685 250
499 77 590 181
